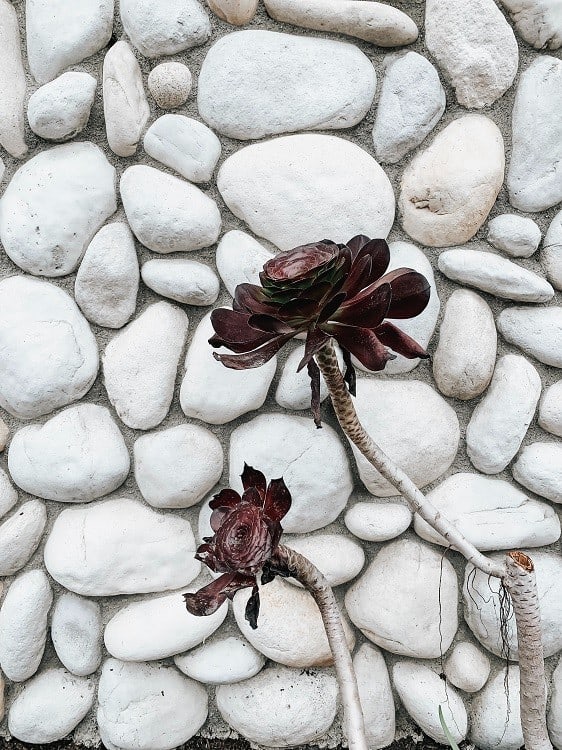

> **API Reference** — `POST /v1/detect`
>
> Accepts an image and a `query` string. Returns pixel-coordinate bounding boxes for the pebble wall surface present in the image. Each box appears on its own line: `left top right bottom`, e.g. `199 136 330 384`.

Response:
0 1 561 749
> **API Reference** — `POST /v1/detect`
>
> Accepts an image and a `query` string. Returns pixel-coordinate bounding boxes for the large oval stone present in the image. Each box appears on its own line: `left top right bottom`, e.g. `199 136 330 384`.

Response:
0 276 98 420
217 134 395 251
0 142 116 276
198 30 376 139
399 115 504 247
44 498 200 596
351 379 459 497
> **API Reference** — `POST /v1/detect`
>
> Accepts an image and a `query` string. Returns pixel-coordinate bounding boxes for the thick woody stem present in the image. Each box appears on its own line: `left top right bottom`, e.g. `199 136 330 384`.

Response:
315 341 503 578
504 552 552 750
273 545 367 750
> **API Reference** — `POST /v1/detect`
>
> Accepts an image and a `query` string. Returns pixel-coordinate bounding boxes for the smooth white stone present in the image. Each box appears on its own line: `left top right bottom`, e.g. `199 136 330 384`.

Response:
8 668 94 744
121 0 211 57
351 379 459 497
487 214 541 258
0 277 98 419
513 442 562 503
103 301 188 430
438 246 553 302
0 0 27 157
0 468 17 520
415 473 560 550
508 56 562 211
393 662 467 744
543 208 562 289
218 134 395 250
28 72 96 142
105 590 227 661
263 0 418 46
548 657 562 748
26 0 114 84
0 570 52 682
215 230 274 297
216 666 338 747
51 593 102 676
501 0 562 49
103 40 150 158
470 668 523 750
75 222 139 329
98 659 208 750
144 115 221 183
148 62 192 109
284 534 365 587
497 306 562 367
175 636 265 684
464 551 562 658
345 502 412 542
0 500 47 576
275 344 338 411
354 645 395 750
44 498 200 596
180 312 276 424
206 0 258 24
373 51 445 164
121 165 221 253
9 404 129 502
234 578 355 667
400 115 504 247
466 355 541 474
0 142 117 277
198 31 376 140
539 381 562 437
426 0 518 108
229 413 352 533
134 425 223 508
346 538 458 658
433 289 496 400
377 241 440 374
142 259 219 306
444 642 490 694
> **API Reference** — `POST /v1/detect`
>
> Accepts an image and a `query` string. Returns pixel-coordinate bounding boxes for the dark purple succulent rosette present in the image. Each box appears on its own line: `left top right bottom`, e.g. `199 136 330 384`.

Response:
209 235 431 426
183 464 291 629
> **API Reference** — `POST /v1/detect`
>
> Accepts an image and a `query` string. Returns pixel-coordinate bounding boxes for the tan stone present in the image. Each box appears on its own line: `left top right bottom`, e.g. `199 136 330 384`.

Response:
206 0 259 24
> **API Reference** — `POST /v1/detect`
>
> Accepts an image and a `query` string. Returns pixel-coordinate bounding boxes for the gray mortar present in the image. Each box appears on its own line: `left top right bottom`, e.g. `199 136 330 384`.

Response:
0 0 561 746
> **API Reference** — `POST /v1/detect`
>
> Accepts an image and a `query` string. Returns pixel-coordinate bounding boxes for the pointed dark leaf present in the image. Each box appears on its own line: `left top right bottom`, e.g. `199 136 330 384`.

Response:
307 359 322 428
247 314 295 335
242 486 263 507
241 464 267 499
194 542 218 571
183 572 255 617
244 585 261 630
209 308 275 352
333 282 392 328
345 235 371 258
342 348 357 397
324 323 396 372
383 269 431 319
375 322 430 359
213 332 296 370
209 488 241 511
297 327 331 372
264 477 292 525
317 291 347 324
234 284 280 316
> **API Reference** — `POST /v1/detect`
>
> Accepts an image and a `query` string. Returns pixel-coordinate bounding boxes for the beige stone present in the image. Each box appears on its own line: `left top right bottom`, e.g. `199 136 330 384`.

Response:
263 0 418 47
399 115 504 247
207 0 258 24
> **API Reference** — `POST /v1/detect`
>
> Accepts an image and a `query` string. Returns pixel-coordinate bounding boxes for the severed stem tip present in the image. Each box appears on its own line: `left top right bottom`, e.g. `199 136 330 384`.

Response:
507 550 534 572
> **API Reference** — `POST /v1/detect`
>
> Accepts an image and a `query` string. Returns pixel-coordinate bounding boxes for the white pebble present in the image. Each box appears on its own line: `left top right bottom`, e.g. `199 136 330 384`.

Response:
103 40 150 157
103 302 188 430
27 72 96 142
548 657 562 748
134 424 223 508
543 207 562 290
487 214 541 257
0 0 27 157
215 230 274 297
469 667 523 750
75 222 139 329
142 259 219 306
0 468 17 520
144 115 221 183
501 0 562 49
344 502 412 542
0 418 8 453
432 289 496 400
8 404 129 502
284 534 365 587
175 636 265 684
51 593 103 676
497 306 562 368
539 381 562 437
466 355 541 474
444 642 490 693
0 570 52 682
354 644 395 750
0 500 47 576
513 442 562 504
275 344 332 412
148 62 192 109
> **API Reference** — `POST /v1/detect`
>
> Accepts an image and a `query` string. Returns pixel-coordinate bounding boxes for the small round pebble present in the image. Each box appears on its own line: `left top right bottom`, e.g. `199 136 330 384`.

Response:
141 259 219 306
444 641 490 693
487 214 541 257
175 635 265 684
345 502 412 542
51 593 103 676
539 381 562 437
148 62 192 109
